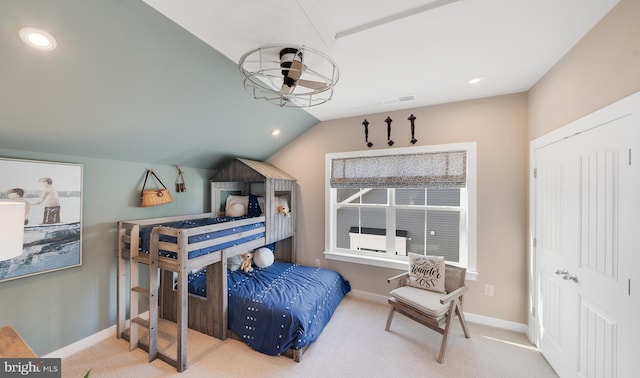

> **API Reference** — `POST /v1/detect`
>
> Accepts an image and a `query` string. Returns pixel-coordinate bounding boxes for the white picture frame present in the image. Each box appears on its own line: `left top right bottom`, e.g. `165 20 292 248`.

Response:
0 157 83 282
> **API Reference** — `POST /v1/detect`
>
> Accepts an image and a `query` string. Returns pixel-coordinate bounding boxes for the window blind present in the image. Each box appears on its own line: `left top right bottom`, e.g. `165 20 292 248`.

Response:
330 151 466 188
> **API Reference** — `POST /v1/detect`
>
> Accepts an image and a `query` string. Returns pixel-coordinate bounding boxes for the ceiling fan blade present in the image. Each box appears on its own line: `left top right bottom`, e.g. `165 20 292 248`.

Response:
297 79 328 90
287 60 304 81
279 82 296 95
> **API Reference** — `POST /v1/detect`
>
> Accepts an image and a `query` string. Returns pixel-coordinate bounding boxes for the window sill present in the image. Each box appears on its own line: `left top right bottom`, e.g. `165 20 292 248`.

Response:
323 251 478 281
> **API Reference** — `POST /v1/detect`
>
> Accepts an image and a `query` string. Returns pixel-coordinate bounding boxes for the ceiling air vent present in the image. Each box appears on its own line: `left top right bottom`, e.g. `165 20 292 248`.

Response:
382 94 416 105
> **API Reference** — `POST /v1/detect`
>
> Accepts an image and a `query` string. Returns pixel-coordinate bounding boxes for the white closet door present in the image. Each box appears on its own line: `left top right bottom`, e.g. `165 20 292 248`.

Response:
535 134 579 376
534 102 639 377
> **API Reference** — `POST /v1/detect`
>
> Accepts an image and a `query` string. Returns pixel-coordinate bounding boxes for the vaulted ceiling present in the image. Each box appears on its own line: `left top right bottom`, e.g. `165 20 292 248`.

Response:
0 0 619 169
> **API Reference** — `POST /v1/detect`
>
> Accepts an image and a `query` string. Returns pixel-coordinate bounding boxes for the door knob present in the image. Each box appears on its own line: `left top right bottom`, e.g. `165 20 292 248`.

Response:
563 274 578 283
555 269 578 283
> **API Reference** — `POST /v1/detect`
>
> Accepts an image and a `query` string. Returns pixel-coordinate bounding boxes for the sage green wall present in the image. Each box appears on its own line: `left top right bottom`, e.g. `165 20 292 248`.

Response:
0 148 213 356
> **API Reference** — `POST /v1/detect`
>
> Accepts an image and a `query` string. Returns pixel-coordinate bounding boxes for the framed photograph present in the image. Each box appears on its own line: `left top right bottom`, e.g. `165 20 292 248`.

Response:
0 158 83 282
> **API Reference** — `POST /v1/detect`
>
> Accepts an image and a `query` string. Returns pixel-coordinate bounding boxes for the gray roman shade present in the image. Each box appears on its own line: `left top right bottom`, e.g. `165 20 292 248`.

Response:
330 151 466 188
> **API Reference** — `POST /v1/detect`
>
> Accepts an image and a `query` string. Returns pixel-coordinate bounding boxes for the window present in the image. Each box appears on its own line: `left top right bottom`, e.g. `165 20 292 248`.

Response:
324 143 477 279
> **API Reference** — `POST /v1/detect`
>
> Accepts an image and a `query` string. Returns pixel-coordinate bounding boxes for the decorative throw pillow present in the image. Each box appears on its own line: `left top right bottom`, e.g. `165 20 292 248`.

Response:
226 202 245 217
407 253 446 293
227 253 243 271
257 196 265 213
253 247 274 268
225 195 248 216
247 194 262 217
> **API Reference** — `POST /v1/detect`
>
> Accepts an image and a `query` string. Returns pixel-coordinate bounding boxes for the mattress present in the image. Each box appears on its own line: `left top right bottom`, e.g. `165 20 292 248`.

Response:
189 261 351 355
139 216 265 259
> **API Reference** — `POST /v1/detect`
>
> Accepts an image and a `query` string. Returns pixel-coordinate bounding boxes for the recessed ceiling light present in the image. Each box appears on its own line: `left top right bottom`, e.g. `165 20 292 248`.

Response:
468 76 483 85
19 27 57 51
271 129 281 136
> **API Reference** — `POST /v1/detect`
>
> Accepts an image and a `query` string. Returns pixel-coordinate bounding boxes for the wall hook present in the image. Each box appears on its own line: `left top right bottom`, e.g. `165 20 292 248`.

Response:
175 165 186 192
408 114 418 144
385 116 394 146
362 119 373 148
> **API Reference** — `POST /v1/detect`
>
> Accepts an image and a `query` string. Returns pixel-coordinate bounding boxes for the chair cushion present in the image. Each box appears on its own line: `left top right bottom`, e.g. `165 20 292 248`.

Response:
389 285 449 318
407 254 446 293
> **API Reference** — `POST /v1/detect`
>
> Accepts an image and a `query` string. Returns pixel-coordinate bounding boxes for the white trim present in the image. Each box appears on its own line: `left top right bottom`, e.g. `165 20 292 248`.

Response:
42 293 525 359
43 325 116 359
350 289 526 333
463 312 528 333
324 250 478 280
349 289 388 304
530 94 638 149
325 142 477 275
528 91 640 345
325 142 475 160
325 250 408 270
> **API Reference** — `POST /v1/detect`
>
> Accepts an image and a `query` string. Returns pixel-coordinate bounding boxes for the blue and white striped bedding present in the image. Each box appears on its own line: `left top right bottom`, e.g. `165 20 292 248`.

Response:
139 216 265 260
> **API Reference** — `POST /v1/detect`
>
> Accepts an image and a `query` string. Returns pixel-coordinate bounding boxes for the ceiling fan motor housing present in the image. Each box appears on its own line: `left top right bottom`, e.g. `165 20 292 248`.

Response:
280 47 303 85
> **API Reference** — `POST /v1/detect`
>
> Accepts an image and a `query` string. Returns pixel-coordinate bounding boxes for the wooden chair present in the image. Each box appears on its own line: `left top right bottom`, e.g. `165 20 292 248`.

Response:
385 264 470 363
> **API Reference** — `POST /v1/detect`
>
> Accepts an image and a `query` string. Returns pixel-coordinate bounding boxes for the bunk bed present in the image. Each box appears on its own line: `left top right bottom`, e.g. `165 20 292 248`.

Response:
116 212 267 371
118 159 350 371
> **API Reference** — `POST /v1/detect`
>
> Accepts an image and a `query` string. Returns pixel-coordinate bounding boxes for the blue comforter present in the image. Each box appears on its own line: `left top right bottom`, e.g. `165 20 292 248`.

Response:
190 261 351 356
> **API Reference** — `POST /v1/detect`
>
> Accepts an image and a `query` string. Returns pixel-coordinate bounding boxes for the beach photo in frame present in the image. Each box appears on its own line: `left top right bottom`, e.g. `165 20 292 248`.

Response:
0 158 83 282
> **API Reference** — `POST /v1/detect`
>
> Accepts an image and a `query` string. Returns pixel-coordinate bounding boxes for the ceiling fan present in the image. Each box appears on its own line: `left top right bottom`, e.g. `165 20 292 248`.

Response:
239 44 339 107
278 47 329 95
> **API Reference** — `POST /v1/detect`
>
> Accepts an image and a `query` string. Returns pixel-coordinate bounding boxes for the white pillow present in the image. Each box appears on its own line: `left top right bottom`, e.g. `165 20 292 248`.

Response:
407 254 446 293
226 202 245 217
225 195 248 216
227 253 242 271
253 247 274 268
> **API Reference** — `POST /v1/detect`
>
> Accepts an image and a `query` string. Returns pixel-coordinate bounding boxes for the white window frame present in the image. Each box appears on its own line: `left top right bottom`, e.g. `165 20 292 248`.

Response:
324 142 478 280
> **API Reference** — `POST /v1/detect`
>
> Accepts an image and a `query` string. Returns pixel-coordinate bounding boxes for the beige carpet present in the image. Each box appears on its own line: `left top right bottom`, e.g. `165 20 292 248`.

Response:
62 296 557 377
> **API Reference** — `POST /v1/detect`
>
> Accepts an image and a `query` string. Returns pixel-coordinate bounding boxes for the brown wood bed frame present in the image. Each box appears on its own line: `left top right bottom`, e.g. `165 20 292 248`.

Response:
158 237 306 362
116 159 297 372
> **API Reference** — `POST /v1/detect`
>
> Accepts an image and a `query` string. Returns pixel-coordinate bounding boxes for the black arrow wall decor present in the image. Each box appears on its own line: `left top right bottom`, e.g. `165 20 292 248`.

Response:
408 114 418 144
362 119 373 148
385 116 394 146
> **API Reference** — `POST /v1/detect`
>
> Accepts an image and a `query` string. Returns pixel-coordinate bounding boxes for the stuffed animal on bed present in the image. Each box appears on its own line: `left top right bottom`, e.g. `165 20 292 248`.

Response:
239 252 254 272
276 204 290 217
276 196 290 217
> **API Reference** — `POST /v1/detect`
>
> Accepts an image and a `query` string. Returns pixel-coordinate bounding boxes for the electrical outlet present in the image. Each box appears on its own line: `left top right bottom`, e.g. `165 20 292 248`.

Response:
315 258 321 267
484 284 494 296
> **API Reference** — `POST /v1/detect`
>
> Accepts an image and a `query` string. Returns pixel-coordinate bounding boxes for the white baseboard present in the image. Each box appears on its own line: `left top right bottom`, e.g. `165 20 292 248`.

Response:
44 325 116 359
44 314 148 359
349 289 528 334
463 312 528 333
349 289 388 304
45 295 527 358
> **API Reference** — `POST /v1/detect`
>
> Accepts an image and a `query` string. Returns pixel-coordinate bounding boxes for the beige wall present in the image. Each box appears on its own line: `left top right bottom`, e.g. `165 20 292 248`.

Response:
528 0 640 140
269 93 529 323
268 0 640 326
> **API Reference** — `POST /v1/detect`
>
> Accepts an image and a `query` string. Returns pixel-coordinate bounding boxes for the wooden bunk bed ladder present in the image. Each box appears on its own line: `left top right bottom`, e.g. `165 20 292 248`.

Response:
128 229 159 363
